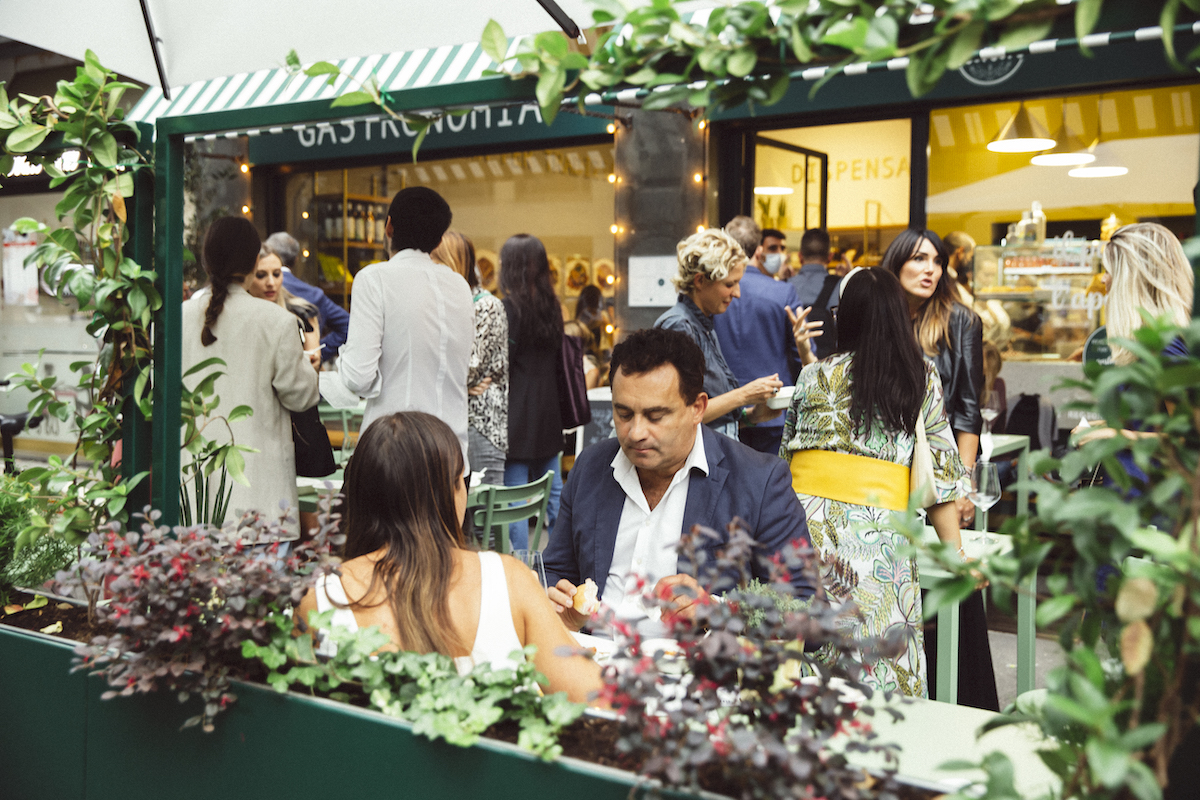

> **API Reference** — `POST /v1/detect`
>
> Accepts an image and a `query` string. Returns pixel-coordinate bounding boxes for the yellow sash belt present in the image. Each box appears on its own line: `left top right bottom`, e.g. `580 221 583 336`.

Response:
789 449 910 511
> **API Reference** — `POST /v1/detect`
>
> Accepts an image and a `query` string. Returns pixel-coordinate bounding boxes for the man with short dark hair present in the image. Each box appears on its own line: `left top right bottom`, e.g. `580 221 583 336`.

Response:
338 187 473 457
543 328 813 636
264 231 350 363
788 228 840 358
714 217 804 454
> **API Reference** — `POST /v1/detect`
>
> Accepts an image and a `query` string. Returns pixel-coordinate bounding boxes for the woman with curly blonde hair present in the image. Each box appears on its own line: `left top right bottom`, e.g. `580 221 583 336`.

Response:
654 228 787 437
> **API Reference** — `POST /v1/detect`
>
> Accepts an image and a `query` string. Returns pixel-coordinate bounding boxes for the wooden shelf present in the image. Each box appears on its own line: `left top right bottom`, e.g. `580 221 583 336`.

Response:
313 193 390 204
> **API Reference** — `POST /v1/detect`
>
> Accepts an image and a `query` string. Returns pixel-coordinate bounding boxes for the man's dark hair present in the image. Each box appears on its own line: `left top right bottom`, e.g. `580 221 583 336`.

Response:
761 228 785 242
387 187 452 253
609 328 706 404
800 228 831 261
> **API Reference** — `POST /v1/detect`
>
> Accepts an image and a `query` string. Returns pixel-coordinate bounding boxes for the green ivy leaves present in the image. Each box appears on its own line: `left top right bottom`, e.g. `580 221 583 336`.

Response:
250 611 585 760
473 0 1197 122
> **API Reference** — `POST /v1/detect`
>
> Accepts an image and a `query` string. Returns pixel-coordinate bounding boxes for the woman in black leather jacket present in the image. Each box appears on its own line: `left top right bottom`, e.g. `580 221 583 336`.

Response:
882 228 997 712
882 230 983 502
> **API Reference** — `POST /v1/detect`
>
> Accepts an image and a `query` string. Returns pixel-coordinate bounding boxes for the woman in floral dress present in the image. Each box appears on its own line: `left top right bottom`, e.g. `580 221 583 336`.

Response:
781 268 968 697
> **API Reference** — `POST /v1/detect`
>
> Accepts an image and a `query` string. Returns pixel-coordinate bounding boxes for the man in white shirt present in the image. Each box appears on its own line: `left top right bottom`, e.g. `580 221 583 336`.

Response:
338 187 473 459
544 328 813 636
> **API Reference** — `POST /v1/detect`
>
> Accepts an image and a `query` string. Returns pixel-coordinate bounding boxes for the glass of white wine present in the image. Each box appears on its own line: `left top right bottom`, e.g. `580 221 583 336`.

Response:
969 461 1001 546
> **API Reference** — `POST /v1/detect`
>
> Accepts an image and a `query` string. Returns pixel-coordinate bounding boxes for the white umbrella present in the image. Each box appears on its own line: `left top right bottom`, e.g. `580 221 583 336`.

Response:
0 0 592 96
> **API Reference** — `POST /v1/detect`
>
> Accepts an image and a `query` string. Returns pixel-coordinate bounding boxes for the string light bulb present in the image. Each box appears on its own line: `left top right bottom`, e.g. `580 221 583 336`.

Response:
241 205 250 214
693 173 703 183
240 163 249 174
605 323 614 334
698 119 707 130
606 122 616 134
607 173 616 183
301 211 309 219
610 224 619 234
302 249 310 258
696 224 705 233
605 275 615 285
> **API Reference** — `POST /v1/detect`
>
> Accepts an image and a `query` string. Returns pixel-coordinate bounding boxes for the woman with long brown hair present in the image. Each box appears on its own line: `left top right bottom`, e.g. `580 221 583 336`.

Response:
296 412 601 703
782 268 968 697
499 234 563 549
881 229 997 711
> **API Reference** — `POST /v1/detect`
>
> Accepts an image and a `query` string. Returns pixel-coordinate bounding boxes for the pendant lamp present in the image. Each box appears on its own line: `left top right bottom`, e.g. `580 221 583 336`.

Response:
1069 95 1128 178
987 102 1056 153
1031 100 1096 166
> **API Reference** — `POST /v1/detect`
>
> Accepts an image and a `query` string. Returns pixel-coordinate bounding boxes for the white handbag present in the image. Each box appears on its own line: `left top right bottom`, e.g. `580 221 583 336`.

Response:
910 419 938 509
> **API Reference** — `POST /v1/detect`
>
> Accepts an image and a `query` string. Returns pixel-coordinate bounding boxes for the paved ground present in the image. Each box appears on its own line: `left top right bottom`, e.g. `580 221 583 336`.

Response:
989 630 1065 710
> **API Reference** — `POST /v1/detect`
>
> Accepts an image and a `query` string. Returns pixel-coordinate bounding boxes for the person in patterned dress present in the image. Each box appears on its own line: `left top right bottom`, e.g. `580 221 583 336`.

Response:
781 268 968 697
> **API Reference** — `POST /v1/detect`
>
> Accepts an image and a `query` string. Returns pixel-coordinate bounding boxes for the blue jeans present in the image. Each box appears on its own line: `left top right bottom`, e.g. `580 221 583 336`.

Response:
503 454 562 551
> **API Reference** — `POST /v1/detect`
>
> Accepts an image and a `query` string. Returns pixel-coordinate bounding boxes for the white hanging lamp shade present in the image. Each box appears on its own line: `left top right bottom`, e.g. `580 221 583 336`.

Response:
1069 96 1128 177
1031 133 1097 166
1068 158 1128 178
987 104 1056 153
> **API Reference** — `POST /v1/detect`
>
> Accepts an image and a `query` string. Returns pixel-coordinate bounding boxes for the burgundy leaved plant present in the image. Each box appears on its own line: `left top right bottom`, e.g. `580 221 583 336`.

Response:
599 520 907 800
55 507 342 732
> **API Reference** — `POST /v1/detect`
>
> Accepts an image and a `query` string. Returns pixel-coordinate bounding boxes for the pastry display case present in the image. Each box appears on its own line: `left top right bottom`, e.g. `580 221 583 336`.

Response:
972 237 1106 361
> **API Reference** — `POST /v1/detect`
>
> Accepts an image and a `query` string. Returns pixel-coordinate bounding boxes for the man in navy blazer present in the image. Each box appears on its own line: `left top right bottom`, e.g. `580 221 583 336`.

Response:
544 328 813 634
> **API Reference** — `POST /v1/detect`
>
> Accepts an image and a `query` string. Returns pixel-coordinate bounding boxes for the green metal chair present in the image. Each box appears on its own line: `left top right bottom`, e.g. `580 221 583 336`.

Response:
470 471 554 554
317 402 364 466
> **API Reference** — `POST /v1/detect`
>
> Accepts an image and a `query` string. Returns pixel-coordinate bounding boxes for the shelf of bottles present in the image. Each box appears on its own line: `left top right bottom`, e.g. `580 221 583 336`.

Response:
312 174 391 308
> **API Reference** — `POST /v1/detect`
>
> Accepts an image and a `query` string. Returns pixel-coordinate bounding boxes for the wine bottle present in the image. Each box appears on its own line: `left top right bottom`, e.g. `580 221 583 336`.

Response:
366 204 375 243
333 202 343 239
323 202 334 241
376 204 386 243
355 204 365 241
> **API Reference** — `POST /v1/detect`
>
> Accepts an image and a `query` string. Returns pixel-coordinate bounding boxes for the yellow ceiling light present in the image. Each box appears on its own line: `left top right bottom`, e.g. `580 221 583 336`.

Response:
987 103 1056 153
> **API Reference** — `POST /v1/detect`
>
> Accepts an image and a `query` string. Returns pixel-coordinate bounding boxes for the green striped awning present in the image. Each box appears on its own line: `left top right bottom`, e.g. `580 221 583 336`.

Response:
127 40 509 126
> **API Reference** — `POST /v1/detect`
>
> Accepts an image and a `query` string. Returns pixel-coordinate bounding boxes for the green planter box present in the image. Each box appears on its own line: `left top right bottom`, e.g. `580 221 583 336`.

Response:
0 625 645 800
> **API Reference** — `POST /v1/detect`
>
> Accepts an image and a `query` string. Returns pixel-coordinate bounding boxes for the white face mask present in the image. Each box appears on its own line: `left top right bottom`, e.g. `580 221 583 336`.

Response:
762 252 785 275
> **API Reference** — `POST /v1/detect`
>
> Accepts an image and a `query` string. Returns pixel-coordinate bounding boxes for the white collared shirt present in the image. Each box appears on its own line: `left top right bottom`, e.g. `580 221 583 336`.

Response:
337 248 474 459
603 425 709 637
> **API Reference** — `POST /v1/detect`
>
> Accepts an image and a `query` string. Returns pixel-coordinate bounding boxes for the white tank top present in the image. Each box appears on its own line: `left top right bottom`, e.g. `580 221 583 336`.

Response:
313 550 525 674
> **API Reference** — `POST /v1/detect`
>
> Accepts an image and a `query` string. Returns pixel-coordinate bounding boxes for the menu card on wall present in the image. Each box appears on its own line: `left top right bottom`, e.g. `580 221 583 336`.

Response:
627 255 678 307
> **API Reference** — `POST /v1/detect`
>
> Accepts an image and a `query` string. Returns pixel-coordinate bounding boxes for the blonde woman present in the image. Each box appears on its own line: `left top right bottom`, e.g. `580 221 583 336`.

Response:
248 246 321 371
245 244 336 504
654 228 791 437
431 230 509 487
1103 222 1193 365
1075 223 1193 452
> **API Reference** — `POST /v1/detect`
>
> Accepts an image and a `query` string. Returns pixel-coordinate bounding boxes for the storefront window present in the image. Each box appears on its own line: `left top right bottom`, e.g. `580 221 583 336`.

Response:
753 119 911 264
927 85 1200 361
282 144 616 313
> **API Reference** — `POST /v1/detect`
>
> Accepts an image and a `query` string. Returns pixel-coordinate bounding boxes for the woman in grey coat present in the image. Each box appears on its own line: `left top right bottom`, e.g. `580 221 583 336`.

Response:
180 217 319 537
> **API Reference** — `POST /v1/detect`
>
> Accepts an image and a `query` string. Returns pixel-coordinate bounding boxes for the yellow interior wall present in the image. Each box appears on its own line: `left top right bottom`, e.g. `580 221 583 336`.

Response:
927 84 1200 245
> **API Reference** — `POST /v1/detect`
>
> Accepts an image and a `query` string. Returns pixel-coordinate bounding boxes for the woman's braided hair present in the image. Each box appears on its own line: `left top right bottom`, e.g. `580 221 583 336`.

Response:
200 217 262 346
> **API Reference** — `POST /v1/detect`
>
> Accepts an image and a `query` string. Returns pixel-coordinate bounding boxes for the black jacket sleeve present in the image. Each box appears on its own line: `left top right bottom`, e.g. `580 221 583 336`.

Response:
935 304 984 437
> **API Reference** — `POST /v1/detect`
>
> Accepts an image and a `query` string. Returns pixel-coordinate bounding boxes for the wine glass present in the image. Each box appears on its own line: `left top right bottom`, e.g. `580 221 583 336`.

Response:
511 549 547 589
969 461 1002 546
